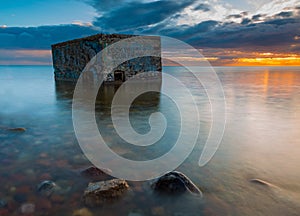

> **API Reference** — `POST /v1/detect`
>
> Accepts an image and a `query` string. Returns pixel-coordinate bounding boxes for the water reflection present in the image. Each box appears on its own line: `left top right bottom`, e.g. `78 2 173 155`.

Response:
1 66 300 215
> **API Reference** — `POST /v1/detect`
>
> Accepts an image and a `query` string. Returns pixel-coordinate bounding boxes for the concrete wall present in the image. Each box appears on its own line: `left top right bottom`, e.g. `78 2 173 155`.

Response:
51 33 162 82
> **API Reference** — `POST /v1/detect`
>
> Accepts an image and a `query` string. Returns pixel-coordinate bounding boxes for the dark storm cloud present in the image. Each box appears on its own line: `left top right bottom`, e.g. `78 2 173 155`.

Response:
158 20 219 39
0 25 99 49
252 14 265 21
184 17 300 51
0 2 299 56
275 11 294 18
241 18 251 25
193 3 210 12
92 0 196 32
226 14 243 19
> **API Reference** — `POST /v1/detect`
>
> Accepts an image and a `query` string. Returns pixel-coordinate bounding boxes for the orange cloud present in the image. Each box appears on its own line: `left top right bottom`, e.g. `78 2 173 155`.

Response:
230 56 300 66
0 49 52 65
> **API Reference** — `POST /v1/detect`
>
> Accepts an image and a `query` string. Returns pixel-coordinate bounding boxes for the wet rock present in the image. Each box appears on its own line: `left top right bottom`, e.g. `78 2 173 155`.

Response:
20 203 35 214
249 178 278 188
250 178 270 185
0 199 7 208
73 207 93 216
82 179 129 207
151 171 202 196
7 127 26 132
37 180 56 197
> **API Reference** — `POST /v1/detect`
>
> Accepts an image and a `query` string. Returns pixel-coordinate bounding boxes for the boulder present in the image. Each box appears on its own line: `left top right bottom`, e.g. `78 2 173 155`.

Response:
151 171 202 196
82 179 129 207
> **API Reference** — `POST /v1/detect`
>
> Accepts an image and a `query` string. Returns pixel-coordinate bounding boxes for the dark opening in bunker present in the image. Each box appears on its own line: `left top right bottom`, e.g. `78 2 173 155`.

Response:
114 70 125 82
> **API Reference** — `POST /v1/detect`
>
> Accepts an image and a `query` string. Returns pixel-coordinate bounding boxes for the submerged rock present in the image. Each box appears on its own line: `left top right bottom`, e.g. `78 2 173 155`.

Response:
249 178 278 188
7 127 26 132
73 208 93 216
82 179 129 207
37 180 56 197
151 171 202 196
0 199 7 208
20 203 35 214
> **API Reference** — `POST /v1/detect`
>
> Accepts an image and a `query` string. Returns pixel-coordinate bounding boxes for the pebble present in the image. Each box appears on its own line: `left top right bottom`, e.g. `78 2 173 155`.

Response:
20 203 35 214
37 180 56 197
10 187 16 193
0 199 7 208
72 207 93 216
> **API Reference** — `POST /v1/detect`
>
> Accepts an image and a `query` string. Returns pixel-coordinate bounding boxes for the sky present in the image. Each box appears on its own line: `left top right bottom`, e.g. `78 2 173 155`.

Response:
0 0 299 66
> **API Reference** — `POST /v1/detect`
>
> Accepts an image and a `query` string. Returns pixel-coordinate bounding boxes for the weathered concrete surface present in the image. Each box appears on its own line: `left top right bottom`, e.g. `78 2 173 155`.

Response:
51 33 162 82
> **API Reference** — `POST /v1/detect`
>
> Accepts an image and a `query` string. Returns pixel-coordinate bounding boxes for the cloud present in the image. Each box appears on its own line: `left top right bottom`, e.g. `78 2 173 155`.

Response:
193 3 211 12
227 14 243 19
251 14 265 21
184 16 300 52
0 1 299 65
0 24 99 49
275 11 294 18
92 0 196 32
241 18 251 25
71 21 93 27
0 49 52 65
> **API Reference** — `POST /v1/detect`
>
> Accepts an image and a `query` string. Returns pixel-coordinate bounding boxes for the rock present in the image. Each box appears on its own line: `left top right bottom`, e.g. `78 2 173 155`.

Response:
0 199 7 208
73 208 93 216
7 127 26 132
249 178 278 188
37 180 56 197
20 203 35 214
151 171 202 196
82 179 129 207
10 187 16 193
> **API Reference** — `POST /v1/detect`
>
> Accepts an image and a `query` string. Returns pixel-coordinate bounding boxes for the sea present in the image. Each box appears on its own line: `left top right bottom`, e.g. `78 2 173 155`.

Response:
0 65 300 215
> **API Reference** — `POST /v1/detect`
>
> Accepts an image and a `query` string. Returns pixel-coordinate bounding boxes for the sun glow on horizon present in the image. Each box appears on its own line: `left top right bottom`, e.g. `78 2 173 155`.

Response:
230 56 300 66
